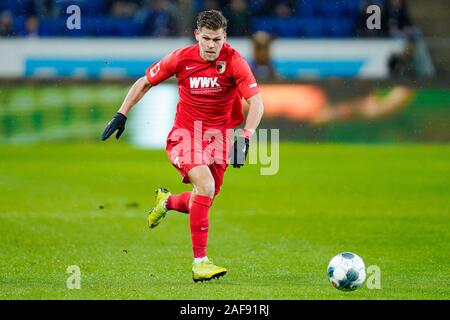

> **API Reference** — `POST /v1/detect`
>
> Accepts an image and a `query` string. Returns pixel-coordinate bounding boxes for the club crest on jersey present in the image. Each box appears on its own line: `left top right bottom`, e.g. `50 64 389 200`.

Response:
216 61 226 74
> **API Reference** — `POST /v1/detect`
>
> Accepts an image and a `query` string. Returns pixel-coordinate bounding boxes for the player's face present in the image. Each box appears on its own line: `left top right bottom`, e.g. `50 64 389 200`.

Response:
195 27 226 61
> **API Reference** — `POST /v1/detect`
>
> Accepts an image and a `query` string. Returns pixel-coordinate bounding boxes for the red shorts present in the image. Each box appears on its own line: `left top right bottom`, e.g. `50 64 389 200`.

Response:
165 128 231 196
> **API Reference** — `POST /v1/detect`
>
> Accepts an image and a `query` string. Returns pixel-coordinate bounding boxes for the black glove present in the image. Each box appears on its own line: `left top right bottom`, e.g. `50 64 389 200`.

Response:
231 136 250 168
101 112 127 141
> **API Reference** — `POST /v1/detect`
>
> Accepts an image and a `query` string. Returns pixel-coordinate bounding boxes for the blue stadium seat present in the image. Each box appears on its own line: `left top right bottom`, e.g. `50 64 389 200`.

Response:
274 18 303 38
35 17 144 38
84 17 114 37
0 0 28 15
248 0 271 16
251 17 275 34
37 18 63 36
252 17 304 38
12 15 26 36
39 17 93 37
294 0 365 37
299 18 329 38
253 17 349 39
54 0 107 17
318 0 347 17
192 0 205 11
328 18 356 38
297 0 368 17
341 0 365 16
112 18 143 37
296 0 321 17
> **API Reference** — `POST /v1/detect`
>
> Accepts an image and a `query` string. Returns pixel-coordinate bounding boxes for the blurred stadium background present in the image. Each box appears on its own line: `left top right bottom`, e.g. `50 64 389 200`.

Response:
0 0 449 145
0 0 449 300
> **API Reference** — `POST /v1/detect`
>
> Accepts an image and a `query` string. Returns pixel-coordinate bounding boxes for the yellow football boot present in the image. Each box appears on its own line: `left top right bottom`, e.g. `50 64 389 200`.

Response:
147 188 171 229
192 258 227 282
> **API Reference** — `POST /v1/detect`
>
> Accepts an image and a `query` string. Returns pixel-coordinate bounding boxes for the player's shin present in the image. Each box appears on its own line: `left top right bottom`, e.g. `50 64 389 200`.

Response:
189 195 213 258
166 192 191 214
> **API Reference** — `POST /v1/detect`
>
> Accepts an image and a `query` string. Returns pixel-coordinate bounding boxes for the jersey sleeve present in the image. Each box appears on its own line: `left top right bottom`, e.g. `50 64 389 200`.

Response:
145 49 181 86
231 52 260 100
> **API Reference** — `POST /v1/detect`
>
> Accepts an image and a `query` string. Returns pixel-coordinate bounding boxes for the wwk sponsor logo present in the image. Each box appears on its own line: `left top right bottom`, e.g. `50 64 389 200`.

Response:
189 77 220 89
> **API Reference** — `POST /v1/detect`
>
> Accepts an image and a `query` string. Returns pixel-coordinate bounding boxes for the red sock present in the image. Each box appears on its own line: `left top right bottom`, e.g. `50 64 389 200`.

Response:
166 192 191 214
190 195 213 258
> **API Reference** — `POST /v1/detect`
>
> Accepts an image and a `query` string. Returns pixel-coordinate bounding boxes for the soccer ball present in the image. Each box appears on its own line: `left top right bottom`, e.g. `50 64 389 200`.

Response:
327 252 366 291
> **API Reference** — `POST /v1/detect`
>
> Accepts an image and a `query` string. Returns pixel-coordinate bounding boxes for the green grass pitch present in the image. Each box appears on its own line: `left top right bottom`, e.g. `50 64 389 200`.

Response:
0 142 449 299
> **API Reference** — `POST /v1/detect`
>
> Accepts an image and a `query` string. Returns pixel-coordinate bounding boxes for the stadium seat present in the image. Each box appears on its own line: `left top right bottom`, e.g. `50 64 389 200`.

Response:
274 18 303 38
296 0 365 18
328 18 356 38
248 0 271 16
54 0 107 17
84 17 114 37
0 0 28 16
318 1 347 18
38 17 67 37
112 19 143 37
341 0 365 16
296 0 319 17
251 17 275 34
12 15 26 36
299 18 329 38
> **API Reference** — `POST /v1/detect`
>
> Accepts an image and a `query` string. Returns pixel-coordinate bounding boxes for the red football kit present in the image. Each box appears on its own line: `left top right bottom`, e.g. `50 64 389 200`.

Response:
145 43 259 195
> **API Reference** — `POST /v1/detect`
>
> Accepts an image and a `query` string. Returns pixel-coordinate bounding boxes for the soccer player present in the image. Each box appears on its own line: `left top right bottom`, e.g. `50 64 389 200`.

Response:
101 10 264 282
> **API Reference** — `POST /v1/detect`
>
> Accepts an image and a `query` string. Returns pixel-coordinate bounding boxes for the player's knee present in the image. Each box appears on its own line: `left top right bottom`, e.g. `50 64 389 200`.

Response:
196 179 215 198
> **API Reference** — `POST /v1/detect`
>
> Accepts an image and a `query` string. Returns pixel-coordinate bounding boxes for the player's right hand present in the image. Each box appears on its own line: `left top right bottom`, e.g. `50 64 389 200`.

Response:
231 136 250 168
101 112 127 141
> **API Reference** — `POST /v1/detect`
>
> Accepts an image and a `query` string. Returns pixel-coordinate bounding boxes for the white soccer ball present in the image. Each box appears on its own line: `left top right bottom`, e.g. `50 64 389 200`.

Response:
327 252 366 291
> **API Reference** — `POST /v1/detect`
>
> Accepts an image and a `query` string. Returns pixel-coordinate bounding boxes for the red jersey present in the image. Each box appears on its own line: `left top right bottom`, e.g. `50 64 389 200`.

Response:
145 43 259 133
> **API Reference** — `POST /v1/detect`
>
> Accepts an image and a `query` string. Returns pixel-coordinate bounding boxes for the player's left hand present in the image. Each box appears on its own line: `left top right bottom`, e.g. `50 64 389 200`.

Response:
231 136 250 168
101 112 127 141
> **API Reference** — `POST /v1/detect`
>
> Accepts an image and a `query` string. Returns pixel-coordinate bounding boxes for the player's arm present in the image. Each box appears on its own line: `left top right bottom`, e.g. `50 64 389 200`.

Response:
231 53 264 168
101 77 152 141
243 93 264 137
231 93 264 168
101 49 179 141
118 76 152 117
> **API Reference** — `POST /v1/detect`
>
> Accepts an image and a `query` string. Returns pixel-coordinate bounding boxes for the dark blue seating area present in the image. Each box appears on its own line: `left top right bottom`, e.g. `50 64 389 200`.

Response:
0 0 107 17
11 16 143 37
296 0 364 18
252 0 382 38
1 0 383 38
252 16 357 39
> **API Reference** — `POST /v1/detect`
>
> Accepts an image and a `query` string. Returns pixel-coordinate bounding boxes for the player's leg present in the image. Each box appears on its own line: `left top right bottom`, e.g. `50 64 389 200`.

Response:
166 191 191 214
188 164 214 259
148 133 193 227
148 186 192 228
188 165 227 282
166 161 227 214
